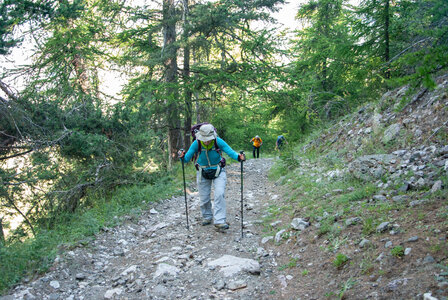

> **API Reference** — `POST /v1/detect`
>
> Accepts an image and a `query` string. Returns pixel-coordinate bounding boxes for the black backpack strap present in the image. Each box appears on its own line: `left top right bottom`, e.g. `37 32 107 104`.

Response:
193 140 201 170
213 138 220 153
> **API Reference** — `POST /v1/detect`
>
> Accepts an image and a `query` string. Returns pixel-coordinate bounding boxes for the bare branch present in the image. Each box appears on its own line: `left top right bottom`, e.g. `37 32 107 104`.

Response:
424 120 448 145
4 193 35 237
0 80 18 101
0 149 33 161
385 38 431 65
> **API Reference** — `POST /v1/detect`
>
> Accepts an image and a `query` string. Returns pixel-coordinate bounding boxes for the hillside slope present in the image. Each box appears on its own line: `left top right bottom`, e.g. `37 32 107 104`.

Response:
263 75 448 299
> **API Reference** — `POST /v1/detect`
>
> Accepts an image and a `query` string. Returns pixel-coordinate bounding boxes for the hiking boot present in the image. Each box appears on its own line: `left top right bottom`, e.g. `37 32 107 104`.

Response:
201 219 212 226
214 223 229 230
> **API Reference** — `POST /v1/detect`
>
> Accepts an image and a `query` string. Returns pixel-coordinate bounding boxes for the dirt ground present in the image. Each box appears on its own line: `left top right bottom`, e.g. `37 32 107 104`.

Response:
2 155 447 300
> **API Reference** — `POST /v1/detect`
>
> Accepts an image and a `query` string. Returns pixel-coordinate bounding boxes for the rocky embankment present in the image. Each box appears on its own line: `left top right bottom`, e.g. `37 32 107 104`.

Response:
269 75 448 299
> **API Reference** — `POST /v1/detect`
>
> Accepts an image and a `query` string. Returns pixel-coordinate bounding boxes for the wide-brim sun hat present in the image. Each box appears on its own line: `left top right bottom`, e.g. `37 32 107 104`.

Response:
196 124 217 142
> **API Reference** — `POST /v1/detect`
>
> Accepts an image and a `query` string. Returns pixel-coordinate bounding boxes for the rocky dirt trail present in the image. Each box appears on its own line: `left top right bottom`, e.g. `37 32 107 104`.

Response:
1 158 293 300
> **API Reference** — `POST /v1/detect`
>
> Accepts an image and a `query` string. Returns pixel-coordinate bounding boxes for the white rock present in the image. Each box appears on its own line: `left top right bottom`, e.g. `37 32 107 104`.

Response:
121 265 138 276
118 239 128 245
208 255 260 277
153 263 180 278
291 218 310 231
275 229 287 243
277 275 287 288
270 221 282 227
49 280 60 289
431 180 442 193
423 292 438 300
104 288 123 299
261 236 274 244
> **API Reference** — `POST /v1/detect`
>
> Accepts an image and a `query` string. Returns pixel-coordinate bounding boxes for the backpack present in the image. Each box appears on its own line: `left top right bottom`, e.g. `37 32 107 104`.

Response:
191 122 213 142
190 123 225 170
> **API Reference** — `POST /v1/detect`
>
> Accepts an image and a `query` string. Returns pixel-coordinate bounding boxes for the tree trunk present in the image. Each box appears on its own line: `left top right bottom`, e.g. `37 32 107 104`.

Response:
68 18 91 94
384 0 390 79
195 91 201 123
0 218 5 246
193 48 201 124
182 0 192 151
163 0 181 167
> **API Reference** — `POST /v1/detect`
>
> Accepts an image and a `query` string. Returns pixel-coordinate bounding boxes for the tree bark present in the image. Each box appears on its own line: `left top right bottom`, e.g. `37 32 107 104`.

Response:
182 0 192 151
0 80 17 101
163 0 181 167
384 0 390 79
67 18 91 94
0 218 5 246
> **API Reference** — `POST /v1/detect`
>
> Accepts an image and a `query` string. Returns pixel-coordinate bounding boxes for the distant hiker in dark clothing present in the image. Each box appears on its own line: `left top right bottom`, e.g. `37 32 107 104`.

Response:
250 135 263 158
275 135 288 150
178 123 245 230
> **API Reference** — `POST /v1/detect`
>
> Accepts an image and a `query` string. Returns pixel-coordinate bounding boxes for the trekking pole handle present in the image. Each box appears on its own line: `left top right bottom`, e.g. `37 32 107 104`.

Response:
178 148 185 158
239 150 245 161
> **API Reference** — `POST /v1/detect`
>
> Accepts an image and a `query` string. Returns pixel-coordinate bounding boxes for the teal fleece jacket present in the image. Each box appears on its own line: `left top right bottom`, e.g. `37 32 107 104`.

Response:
182 137 239 169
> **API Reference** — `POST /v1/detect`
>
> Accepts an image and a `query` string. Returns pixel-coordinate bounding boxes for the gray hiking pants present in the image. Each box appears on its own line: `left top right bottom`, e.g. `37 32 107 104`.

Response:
196 167 227 224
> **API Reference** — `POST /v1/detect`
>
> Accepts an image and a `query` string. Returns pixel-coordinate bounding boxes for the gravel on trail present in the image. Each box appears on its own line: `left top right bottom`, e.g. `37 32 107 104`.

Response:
2 158 290 300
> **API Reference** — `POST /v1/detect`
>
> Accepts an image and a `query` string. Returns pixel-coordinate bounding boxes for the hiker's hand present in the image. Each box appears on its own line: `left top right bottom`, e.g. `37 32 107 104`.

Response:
178 150 185 158
238 153 246 162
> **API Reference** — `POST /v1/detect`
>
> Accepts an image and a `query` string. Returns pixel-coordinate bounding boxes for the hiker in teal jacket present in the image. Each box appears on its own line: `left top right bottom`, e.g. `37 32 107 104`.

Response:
179 124 245 230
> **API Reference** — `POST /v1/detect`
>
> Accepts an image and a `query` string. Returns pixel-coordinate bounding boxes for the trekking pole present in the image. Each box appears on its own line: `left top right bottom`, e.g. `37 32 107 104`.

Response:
180 149 189 230
240 151 245 238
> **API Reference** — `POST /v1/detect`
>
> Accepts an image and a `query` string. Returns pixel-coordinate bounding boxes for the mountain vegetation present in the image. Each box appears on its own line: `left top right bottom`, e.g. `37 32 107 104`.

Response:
0 0 447 293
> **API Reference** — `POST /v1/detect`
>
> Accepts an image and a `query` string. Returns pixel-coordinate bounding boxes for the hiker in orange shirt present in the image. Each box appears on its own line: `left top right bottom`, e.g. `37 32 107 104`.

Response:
250 135 263 158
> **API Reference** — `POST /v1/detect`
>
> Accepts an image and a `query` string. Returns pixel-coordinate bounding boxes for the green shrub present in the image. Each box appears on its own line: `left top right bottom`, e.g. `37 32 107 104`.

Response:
268 161 289 180
391 246 405 258
333 253 349 268
318 218 333 236
279 146 300 170
278 257 299 270
362 217 376 236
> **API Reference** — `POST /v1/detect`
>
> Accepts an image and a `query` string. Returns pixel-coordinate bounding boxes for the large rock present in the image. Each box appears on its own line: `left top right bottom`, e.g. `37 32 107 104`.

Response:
372 112 383 134
383 123 401 144
290 218 310 231
208 255 260 277
348 154 396 181
153 263 180 279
